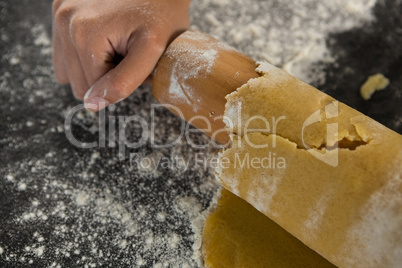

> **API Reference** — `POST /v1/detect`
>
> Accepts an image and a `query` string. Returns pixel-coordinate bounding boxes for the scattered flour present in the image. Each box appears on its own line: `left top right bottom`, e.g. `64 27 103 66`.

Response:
9 56 20 65
33 246 45 257
174 188 221 266
156 212 167 222
0 0 382 267
75 191 89 206
342 173 402 267
31 24 52 55
18 182 27 191
167 32 220 111
6 174 15 182
303 192 333 243
2 136 220 267
190 0 376 85
1 3 223 267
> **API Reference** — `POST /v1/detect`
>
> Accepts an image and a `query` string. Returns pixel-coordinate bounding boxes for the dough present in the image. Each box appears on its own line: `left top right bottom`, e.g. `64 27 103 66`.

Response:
360 73 389 100
203 188 335 267
213 62 402 267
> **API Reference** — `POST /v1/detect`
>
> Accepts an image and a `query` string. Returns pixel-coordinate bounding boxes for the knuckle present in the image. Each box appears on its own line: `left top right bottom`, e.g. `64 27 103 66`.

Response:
142 33 166 54
69 16 97 51
54 6 74 29
69 17 87 48
154 40 167 54
51 0 63 15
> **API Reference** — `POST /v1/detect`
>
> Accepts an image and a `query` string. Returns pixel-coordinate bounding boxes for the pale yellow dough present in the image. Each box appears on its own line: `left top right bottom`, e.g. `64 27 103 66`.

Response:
360 73 389 100
204 62 402 267
203 188 335 268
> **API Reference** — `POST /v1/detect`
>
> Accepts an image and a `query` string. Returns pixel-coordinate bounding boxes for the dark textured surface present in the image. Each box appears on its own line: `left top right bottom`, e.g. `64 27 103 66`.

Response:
0 0 401 267
0 0 218 267
322 0 402 132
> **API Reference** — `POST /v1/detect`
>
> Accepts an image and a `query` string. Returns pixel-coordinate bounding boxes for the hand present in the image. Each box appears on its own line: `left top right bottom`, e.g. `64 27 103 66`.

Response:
52 0 190 111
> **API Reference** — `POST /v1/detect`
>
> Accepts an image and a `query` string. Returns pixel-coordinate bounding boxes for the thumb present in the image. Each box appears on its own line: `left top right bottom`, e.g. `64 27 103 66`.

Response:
84 37 164 112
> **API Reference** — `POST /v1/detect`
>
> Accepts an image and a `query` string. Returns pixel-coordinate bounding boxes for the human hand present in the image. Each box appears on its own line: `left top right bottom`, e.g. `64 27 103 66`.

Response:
52 0 191 111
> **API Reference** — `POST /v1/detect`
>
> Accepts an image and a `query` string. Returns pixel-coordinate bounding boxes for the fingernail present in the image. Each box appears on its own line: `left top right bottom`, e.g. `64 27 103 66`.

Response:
84 86 94 101
85 96 110 112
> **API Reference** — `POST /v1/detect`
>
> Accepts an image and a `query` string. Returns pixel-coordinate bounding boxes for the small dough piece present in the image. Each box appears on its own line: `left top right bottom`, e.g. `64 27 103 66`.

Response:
216 62 402 267
202 188 335 268
360 73 389 100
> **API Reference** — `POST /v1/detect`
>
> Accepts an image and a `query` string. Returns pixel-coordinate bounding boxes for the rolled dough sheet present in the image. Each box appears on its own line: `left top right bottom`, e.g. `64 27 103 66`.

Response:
202 188 335 267
213 62 402 267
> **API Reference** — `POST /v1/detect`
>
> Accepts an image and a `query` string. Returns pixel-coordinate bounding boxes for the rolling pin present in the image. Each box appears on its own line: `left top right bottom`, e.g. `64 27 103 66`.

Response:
152 30 402 267
152 30 259 146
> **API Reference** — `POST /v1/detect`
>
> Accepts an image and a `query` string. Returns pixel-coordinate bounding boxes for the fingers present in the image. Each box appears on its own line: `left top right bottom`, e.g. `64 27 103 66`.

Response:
75 42 115 90
53 6 118 100
53 3 90 99
84 35 164 112
52 18 68 84
60 40 90 100
51 0 189 108
142 75 153 86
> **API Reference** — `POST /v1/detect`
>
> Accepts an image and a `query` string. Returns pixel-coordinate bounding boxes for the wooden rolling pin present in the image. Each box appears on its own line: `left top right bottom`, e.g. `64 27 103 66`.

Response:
152 30 402 268
152 30 259 146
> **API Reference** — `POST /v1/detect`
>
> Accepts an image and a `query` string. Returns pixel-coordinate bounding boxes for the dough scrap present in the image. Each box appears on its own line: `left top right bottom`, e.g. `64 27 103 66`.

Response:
360 73 389 100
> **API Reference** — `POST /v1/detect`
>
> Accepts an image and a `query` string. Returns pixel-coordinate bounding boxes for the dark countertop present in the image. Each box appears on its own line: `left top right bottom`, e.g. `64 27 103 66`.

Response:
1 0 401 267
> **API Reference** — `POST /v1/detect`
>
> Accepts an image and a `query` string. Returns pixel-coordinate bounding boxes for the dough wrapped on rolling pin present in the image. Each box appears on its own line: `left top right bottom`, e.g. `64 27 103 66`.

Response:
215 62 402 267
